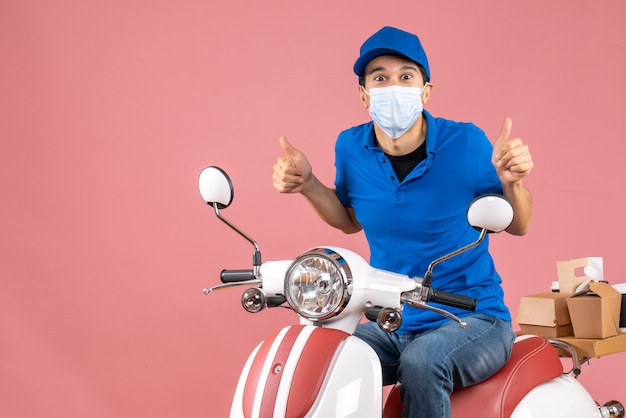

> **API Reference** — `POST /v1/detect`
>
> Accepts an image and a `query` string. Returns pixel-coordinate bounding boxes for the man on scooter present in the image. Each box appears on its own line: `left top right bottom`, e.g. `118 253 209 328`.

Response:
272 26 533 418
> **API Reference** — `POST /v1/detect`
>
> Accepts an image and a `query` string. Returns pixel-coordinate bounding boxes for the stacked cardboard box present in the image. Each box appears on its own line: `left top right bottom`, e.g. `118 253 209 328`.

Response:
516 257 626 358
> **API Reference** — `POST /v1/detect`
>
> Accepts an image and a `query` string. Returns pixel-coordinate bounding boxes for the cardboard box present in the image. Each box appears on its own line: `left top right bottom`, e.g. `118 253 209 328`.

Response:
557 257 603 293
556 332 626 358
567 281 622 339
614 283 626 332
516 292 574 337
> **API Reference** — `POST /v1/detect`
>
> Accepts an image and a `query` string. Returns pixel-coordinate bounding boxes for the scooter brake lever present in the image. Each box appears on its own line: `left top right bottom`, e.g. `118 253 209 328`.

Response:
401 293 467 328
203 279 262 294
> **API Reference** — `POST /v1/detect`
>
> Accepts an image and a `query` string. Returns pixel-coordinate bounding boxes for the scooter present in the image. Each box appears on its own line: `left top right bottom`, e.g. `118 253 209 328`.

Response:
198 166 624 418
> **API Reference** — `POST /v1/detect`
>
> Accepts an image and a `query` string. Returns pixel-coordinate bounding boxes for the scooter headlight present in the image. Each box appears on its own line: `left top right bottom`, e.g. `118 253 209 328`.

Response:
284 248 352 321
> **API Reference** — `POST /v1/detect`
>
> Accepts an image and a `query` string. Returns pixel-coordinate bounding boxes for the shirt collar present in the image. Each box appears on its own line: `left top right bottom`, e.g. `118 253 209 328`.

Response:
363 110 437 154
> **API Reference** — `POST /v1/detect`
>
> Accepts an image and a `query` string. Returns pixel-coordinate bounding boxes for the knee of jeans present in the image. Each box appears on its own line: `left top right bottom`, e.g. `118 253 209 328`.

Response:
398 342 442 376
354 322 381 344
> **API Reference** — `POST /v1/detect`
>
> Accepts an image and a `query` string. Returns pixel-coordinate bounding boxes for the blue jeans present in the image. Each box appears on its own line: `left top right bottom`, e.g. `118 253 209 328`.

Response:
354 314 515 418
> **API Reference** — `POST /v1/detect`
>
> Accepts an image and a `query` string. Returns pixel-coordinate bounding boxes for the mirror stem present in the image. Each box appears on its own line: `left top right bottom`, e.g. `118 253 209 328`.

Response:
422 229 487 288
214 205 262 276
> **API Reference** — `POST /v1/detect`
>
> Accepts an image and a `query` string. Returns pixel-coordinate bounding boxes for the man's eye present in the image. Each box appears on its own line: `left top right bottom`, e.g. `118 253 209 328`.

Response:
374 75 385 82
402 74 413 80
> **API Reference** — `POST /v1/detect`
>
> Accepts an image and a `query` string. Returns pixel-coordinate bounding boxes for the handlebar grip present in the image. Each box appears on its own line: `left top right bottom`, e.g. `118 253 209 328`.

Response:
429 290 477 312
267 295 287 308
220 269 255 283
365 307 383 323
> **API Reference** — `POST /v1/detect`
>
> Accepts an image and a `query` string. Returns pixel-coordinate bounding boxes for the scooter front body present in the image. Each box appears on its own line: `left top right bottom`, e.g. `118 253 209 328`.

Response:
230 325 383 418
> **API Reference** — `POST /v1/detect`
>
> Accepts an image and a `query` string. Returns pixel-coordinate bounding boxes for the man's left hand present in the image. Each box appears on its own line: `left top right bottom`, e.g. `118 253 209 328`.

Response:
492 117 534 185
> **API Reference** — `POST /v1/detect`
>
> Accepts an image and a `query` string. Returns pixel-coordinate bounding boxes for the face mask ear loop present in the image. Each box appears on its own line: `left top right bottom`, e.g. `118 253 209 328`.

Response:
418 83 429 103
361 85 370 96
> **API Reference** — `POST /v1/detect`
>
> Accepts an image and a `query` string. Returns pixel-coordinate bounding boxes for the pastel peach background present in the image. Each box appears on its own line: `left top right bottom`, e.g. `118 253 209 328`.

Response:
2 0 625 417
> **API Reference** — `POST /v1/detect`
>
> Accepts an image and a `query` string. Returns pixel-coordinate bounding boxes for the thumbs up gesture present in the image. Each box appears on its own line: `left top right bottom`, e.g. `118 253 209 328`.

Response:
491 117 534 185
273 136 313 193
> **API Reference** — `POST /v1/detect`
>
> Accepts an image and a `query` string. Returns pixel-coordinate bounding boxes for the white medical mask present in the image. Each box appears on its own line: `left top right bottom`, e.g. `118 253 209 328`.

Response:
363 85 427 139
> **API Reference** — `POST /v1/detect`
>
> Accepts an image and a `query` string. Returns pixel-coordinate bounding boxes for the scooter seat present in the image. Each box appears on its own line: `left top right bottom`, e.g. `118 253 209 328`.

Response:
383 334 563 418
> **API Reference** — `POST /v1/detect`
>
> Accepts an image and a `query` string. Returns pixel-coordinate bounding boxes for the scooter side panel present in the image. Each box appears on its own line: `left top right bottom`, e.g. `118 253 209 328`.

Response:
304 335 383 418
230 325 374 418
230 326 296 418
511 374 602 418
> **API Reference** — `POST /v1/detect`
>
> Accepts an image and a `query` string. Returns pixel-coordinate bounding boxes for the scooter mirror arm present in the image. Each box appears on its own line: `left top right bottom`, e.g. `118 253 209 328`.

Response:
213 205 262 277
421 229 487 290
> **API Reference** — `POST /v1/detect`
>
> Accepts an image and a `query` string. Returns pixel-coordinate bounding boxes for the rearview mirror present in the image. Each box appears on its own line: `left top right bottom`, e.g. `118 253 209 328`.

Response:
198 166 233 209
466 194 513 233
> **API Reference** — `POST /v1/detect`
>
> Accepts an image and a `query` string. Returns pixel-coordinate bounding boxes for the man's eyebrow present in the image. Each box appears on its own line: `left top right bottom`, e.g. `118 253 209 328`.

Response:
365 66 386 76
365 64 420 77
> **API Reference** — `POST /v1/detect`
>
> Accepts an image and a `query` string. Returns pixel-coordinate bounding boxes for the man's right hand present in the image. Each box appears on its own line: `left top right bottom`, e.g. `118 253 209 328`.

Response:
272 136 362 233
272 136 313 194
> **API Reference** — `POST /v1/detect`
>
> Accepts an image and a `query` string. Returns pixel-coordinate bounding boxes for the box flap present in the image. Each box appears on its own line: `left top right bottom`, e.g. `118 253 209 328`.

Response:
571 281 621 299
590 281 621 298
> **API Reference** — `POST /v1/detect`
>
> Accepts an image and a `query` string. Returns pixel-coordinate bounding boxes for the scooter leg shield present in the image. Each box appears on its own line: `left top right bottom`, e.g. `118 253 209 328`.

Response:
230 325 383 418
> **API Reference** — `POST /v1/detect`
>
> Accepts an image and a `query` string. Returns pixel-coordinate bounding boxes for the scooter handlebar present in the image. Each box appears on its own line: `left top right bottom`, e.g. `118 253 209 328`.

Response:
220 269 255 283
429 289 477 312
